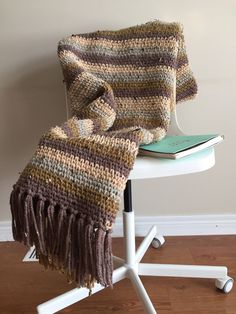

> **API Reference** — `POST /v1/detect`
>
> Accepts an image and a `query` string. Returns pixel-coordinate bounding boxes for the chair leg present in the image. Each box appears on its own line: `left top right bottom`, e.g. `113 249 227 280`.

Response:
136 225 157 263
128 268 157 314
112 255 124 266
138 263 228 279
37 266 127 314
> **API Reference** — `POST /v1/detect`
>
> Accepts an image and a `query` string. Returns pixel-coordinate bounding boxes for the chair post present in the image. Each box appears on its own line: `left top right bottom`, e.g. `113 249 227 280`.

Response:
123 180 136 266
124 179 132 212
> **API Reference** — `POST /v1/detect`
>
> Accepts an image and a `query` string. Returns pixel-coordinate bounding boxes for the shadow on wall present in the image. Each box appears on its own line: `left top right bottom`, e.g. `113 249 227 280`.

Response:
1 56 66 179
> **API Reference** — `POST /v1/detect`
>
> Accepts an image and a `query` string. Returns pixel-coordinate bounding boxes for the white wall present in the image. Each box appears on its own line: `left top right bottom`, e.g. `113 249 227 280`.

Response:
1 0 236 221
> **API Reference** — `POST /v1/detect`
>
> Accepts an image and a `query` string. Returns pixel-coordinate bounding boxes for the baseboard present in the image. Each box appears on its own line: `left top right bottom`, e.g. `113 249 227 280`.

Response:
112 214 236 237
0 222 14 241
1 214 236 241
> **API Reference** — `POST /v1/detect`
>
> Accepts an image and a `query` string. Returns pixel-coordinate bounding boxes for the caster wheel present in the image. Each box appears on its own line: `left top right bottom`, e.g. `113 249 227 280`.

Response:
215 276 234 294
151 235 165 249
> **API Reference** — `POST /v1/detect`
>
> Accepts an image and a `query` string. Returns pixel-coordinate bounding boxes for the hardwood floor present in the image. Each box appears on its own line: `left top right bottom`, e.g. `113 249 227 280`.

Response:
0 236 236 314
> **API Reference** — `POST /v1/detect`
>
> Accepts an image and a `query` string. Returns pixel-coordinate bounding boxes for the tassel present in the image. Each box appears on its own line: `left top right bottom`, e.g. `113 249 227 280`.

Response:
84 219 95 285
77 215 85 287
47 203 55 263
36 198 46 255
57 208 67 269
38 252 50 270
28 196 44 253
51 205 59 258
95 227 106 286
16 191 24 242
104 229 113 287
10 189 24 242
23 194 32 246
69 211 77 282
10 189 19 241
28 195 39 248
65 213 74 279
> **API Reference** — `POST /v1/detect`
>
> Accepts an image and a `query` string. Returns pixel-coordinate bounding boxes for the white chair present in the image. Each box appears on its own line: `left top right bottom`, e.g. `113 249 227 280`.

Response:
37 103 234 314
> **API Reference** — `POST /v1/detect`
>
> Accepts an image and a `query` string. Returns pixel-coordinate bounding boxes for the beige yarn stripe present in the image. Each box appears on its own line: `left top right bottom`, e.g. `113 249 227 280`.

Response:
36 146 126 186
63 36 178 50
67 133 138 153
77 59 176 74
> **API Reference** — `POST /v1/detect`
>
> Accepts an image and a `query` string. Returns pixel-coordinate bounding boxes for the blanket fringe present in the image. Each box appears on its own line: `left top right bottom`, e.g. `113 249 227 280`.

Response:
10 187 113 290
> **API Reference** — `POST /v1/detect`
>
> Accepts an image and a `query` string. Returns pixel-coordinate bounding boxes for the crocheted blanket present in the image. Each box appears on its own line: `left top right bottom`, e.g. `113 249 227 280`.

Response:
10 21 197 290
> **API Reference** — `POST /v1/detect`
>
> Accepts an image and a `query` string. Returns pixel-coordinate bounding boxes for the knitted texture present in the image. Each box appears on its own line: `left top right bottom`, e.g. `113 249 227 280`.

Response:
10 21 197 289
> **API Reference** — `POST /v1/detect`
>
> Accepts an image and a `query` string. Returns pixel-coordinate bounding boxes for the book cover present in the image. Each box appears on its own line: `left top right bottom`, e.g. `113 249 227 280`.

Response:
138 134 223 159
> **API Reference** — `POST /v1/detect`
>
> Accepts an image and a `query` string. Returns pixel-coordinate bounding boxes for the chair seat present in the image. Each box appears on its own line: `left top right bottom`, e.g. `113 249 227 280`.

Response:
129 147 215 180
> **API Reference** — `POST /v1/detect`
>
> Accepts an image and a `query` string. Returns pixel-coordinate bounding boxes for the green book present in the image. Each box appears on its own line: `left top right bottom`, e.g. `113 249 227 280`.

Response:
139 134 224 159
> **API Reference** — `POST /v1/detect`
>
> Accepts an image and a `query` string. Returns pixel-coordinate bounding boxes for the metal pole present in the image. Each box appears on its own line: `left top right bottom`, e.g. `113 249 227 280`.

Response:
124 180 132 212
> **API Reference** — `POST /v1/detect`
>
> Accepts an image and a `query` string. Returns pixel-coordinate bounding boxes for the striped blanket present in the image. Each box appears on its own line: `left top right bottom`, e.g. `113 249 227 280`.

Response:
10 21 197 289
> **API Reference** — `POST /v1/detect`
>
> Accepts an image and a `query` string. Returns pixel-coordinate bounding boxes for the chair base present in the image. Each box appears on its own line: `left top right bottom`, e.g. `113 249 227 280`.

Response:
37 211 233 314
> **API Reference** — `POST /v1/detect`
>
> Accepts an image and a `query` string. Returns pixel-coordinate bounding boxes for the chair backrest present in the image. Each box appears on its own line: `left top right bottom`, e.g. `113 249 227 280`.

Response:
63 83 184 138
167 110 185 136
